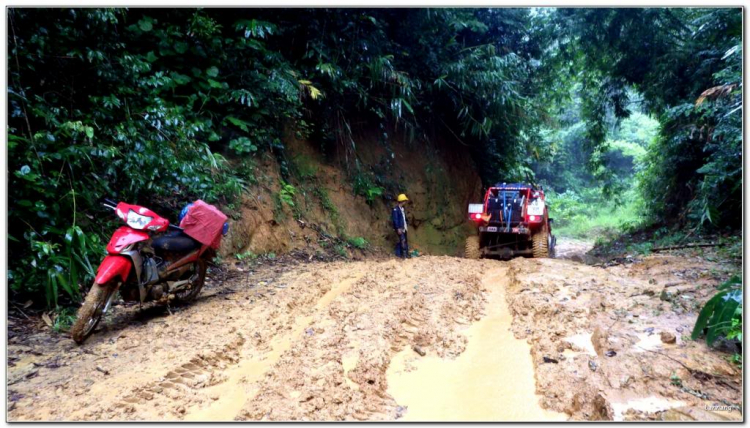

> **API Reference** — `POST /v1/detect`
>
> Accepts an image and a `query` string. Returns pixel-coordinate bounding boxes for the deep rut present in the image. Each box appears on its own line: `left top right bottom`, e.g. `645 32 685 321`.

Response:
7 251 742 421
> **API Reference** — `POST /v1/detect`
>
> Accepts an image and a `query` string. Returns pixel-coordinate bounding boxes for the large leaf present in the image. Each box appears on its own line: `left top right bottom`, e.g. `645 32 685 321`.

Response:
691 291 725 340
706 292 741 345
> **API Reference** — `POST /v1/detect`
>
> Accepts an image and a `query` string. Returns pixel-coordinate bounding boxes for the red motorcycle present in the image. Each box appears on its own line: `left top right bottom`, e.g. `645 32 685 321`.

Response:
71 199 227 344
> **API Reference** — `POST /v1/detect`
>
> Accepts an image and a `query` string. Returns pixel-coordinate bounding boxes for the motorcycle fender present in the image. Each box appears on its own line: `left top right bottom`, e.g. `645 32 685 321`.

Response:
119 249 146 303
106 226 149 255
95 255 132 285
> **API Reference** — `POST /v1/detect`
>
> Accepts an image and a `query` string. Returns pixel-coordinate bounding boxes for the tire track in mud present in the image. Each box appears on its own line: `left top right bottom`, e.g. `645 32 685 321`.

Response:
8 251 742 421
182 272 367 421
105 335 247 419
232 257 494 421
502 256 742 421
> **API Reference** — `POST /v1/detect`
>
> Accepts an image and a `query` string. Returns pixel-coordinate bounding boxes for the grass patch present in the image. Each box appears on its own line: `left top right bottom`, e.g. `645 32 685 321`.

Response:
292 154 318 179
347 236 368 249
334 244 348 258
235 251 258 261
548 188 645 240
52 307 77 333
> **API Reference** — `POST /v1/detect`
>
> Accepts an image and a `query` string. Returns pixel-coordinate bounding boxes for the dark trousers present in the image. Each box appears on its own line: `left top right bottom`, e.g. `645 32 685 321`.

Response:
395 231 409 258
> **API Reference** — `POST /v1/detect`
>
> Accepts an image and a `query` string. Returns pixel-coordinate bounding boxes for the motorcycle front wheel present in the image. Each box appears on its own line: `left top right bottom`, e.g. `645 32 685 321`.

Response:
70 282 118 344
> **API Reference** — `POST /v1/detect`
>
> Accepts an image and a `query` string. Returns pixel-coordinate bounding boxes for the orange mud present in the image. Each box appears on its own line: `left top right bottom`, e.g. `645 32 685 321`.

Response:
7 241 743 421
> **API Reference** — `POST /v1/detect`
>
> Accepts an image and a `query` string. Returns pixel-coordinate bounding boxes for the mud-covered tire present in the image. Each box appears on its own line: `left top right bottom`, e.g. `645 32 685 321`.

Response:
173 260 206 303
549 234 557 259
532 226 550 258
464 235 481 259
70 282 117 344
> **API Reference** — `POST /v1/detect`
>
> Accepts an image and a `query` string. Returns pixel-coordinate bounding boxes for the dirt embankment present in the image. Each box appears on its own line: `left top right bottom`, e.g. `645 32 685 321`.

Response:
7 244 743 421
219 127 482 260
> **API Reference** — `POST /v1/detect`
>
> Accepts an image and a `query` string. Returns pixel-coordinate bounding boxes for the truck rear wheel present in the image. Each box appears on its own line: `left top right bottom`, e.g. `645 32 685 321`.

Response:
465 235 481 259
532 226 550 258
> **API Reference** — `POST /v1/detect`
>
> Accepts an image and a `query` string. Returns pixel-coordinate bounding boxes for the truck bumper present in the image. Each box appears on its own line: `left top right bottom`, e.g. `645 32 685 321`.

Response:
481 247 533 259
478 226 531 235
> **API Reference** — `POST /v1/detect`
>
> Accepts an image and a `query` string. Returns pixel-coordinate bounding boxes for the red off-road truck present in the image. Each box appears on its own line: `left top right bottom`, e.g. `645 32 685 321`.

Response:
465 182 555 259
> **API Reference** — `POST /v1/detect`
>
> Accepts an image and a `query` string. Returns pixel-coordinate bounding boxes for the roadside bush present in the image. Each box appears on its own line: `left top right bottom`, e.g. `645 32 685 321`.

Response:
347 237 368 249
692 275 742 347
8 9 306 306
546 188 645 240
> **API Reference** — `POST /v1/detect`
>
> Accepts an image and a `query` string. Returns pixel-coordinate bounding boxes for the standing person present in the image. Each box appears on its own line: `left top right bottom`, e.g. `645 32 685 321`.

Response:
391 194 410 259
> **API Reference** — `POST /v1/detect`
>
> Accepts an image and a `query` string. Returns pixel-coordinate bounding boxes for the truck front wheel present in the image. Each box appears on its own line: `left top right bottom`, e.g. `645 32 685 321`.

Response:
532 225 550 258
465 235 481 259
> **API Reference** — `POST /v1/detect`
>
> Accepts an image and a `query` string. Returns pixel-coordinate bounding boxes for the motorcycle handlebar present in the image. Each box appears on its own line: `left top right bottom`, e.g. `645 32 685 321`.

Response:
100 197 118 211
100 198 184 231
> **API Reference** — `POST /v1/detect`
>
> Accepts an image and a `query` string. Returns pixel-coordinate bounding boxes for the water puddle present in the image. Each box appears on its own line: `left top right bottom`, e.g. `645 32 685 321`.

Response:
565 332 597 356
633 332 674 352
385 270 566 421
610 396 685 421
341 349 360 391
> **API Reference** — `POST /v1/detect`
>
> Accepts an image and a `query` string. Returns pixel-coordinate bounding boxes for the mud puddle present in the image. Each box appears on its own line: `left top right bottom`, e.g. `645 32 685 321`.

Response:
7 249 743 421
386 269 566 421
504 255 742 421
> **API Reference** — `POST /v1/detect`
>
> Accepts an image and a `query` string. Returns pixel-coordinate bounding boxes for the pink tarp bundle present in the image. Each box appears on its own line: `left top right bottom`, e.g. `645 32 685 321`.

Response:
179 200 228 249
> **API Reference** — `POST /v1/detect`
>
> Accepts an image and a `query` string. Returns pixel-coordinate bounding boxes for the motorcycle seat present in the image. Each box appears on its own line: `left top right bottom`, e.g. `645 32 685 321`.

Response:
152 230 201 254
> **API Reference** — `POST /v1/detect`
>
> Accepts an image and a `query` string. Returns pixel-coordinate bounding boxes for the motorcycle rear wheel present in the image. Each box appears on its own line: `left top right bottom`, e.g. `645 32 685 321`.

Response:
70 282 118 344
173 260 206 303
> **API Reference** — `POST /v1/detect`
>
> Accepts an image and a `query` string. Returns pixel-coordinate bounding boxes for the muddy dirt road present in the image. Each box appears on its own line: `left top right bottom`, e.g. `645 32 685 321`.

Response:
7 242 743 421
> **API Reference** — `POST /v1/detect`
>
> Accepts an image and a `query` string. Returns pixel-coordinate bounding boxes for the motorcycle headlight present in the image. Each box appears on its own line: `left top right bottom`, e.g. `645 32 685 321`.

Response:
126 210 153 229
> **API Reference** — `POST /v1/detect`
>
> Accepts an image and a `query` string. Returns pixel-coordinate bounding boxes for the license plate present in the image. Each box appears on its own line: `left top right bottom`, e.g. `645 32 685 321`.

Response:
487 226 498 232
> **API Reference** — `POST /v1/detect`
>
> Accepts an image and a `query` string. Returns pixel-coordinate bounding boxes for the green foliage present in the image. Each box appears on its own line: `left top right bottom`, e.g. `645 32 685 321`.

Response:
52 307 78 333
334 244 348 258
692 275 742 346
278 181 296 207
546 188 644 240
8 7 741 308
730 353 742 368
610 112 659 148
292 154 318 179
347 236 368 249
670 372 683 387
9 8 308 306
551 8 742 230
352 169 384 204
235 250 258 261
229 137 258 155
314 188 337 215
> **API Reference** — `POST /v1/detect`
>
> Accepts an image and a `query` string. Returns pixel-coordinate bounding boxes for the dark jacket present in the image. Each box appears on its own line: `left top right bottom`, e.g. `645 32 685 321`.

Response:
391 206 407 230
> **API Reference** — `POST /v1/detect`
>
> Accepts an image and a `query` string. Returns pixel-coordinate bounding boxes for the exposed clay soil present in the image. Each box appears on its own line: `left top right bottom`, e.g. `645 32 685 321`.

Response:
7 241 743 421
218 128 481 260
504 252 742 421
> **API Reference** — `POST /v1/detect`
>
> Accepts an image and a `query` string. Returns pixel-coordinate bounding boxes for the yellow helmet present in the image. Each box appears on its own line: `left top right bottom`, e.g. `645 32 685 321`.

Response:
397 194 409 202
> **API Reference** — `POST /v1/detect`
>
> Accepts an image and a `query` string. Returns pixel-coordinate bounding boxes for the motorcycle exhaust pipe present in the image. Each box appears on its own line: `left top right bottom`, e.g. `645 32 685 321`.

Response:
168 279 191 293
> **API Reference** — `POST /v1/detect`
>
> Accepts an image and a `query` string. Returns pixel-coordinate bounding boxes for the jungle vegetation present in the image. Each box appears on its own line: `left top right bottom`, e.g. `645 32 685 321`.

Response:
7 8 742 315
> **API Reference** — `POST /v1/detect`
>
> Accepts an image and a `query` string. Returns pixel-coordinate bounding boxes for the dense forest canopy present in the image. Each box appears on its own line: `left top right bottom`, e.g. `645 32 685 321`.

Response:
7 8 743 307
